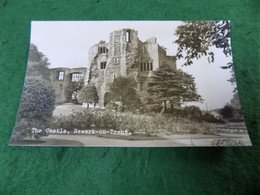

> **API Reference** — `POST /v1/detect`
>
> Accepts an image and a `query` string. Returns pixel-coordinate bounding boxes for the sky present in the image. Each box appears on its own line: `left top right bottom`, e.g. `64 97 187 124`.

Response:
30 21 235 110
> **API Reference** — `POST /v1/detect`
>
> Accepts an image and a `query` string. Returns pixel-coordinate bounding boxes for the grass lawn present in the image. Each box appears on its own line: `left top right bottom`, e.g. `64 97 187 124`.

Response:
53 103 85 116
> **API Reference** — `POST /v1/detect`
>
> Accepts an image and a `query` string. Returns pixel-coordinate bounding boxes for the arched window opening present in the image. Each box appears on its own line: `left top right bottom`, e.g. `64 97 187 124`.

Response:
140 62 154 72
100 62 107 69
126 31 130 42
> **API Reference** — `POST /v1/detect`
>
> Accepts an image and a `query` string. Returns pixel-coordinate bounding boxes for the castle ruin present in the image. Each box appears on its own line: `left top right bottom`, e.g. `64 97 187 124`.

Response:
50 67 87 103
87 28 177 107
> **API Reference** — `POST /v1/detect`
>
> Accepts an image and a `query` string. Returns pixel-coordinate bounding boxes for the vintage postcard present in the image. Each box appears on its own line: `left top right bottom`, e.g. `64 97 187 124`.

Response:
9 21 252 147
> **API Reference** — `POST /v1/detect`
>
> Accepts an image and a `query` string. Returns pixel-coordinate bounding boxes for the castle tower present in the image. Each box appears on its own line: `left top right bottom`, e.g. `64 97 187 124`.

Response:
108 29 139 76
87 28 176 108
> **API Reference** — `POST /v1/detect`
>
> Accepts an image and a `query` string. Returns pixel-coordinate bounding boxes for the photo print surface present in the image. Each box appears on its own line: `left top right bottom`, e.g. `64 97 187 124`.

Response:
9 21 252 147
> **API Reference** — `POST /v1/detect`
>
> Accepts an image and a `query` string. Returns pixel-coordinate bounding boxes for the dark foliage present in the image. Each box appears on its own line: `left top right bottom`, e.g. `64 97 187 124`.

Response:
78 84 99 107
64 79 84 103
144 65 202 113
51 109 211 135
201 113 225 124
175 21 231 66
220 104 234 118
183 106 202 118
174 21 237 91
109 76 140 112
27 43 51 80
13 76 56 139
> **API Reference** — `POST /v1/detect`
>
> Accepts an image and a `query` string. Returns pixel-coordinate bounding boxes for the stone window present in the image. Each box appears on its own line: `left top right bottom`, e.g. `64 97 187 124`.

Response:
140 62 153 72
58 71 64 80
126 31 130 42
71 73 83 82
99 47 107 54
100 62 107 69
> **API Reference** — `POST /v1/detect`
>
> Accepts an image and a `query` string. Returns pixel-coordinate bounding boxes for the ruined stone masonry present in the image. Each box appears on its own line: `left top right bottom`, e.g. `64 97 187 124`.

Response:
50 67 87 103
88 29 177 107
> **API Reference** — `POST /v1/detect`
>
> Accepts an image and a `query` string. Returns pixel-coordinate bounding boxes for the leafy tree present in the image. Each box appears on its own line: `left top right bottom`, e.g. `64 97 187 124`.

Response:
109 76 140 112
64 78 84 103
144 65 202 113
174 21 236 90
220 104 234 118
175 21 231 66
78 84 99 108
27 43 51 80
13 76 56 140
11 45 55 140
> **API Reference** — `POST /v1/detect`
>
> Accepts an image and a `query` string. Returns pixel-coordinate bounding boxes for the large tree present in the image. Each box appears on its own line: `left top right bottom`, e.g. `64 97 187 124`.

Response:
12 44 55 140
64 78 84 103
27 43 51 80
174 21 236 89
109 76 140 112
144 65 202 113
174 21 231 66
13 76 56 140
220 104 234 118
78 84 99 108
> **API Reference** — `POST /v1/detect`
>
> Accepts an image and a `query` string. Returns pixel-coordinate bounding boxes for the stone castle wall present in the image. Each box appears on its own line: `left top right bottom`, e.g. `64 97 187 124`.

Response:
50 67 87 103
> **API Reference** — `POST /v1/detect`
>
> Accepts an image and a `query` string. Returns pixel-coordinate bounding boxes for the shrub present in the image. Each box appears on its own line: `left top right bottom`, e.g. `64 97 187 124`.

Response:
220 104 234 118
50 109 212 136
172 108 185 117
18 76 55 120
201 113 225 123
13 76 56 140
51 111 93 131
183 106 202 118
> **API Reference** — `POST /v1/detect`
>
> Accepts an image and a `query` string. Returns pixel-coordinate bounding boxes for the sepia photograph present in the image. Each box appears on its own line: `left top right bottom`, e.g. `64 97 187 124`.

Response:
9 21 252 147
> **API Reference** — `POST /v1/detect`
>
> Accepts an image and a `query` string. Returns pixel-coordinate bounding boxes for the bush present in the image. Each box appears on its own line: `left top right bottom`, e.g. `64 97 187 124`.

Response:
12 118 51 140
220 104 234 118
50 109 211 135
172 108 185 117
51 111 93 131
18 76 55 120
201 113 225 123
183 106 202 118
13 76 56 140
